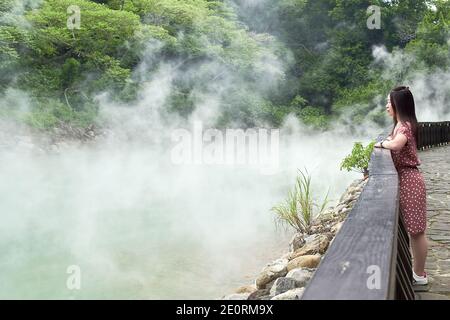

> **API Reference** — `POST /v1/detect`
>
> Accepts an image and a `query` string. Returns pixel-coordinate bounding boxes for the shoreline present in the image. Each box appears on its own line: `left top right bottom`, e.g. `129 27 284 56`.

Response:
221 177 368 300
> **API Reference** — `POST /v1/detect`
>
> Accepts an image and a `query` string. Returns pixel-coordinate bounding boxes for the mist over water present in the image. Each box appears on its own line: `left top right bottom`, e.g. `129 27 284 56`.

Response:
372 46 450 122
0 114 366 299
1 1 449 299
0 143 291 299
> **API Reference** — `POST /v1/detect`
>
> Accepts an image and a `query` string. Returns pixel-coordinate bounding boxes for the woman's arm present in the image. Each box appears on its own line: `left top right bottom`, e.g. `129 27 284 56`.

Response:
374 132 407 151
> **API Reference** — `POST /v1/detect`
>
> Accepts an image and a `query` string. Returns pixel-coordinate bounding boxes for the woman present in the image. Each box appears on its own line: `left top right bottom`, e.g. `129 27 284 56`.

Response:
374 86 428 285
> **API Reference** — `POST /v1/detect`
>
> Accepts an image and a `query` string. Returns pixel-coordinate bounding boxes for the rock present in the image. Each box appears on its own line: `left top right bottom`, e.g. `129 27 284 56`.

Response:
324 232 334 241
309 225 324 234
222 293 250 300
289 233 305 252
263 278 276 290
271 288 305 300
358 178 367 187
334 203 346 214
290 234 329 259
304 234 318 244
269 277 298 296
339 207 351 214
322 209 334 217
287 255 321 271
286 268 313 287
281 252 292 260
247 289 270 300
339 192 353 204
339 183 360 202
348 200 357 208
350 179 361 188
331 221 343 234
255 259 288 289
342 194 355 205
235 285 257 294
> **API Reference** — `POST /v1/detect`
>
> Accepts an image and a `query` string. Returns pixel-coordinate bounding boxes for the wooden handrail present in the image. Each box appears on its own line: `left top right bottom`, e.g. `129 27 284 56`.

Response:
418 121 450 149
302 121 449 300
302 133 407 299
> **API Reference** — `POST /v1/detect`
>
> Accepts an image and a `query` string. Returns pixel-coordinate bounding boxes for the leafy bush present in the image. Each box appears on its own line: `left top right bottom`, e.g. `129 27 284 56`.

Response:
340 141 376 175
272 169 330 234
298 106 330 130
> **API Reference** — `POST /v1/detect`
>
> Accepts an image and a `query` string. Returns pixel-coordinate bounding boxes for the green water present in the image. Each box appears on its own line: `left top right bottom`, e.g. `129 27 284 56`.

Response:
0 146 291 299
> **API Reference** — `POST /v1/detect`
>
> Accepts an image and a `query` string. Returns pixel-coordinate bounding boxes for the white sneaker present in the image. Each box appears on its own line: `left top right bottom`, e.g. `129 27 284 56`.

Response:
413 271 428 285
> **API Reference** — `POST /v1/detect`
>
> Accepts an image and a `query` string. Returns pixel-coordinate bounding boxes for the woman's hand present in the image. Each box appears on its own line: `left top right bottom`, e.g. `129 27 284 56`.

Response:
374 141 383 148
374 133 407 151
374 134 393 148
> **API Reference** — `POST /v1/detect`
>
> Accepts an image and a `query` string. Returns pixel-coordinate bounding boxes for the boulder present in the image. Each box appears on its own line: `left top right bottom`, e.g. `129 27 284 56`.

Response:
235 285 257 294
222 293 250 300
304 234 318 244
331 221 343 234
334 203 346 214
286 268 313 287
340 192 355 204
287 255 321 271
340 207 351 214
263 278 276 290
247 289 270 300
269 277 298 296
309 225 325 234
271 288 305 300
289 233 305 252
281 251 292 260
255 259 288 289
290 234 329 259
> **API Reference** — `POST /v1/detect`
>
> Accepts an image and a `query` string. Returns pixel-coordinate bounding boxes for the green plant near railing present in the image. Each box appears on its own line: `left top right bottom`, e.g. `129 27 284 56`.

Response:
340 141 376 177
271 169 330 235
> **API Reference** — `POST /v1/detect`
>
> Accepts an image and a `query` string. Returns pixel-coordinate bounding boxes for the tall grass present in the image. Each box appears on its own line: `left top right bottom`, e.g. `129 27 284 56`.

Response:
272 169 330 234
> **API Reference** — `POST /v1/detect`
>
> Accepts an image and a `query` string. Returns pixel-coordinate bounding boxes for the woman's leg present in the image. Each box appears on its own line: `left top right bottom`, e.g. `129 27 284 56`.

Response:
410 232 428 276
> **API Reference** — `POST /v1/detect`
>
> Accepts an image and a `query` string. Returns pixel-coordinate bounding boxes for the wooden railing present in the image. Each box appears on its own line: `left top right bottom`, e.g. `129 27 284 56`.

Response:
302 121 450 300
418 121 450 149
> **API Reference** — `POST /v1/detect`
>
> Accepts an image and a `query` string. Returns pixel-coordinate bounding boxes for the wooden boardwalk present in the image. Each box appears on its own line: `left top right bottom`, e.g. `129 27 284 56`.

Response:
416 145 450 300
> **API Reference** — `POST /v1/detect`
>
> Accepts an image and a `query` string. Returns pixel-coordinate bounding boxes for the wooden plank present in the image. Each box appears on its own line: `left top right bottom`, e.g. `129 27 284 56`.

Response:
369 146 397 176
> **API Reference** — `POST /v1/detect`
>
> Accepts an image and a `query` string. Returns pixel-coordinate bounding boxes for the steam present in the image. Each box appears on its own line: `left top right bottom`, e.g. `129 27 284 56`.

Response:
4 0 448 299
372 45 450 121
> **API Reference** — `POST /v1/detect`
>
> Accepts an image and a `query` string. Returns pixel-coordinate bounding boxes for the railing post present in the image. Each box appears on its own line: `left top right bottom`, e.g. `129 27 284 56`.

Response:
418 121 450 148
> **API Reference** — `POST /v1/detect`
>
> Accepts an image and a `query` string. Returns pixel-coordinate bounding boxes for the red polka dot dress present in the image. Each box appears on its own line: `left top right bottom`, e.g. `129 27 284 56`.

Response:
390 121 427 235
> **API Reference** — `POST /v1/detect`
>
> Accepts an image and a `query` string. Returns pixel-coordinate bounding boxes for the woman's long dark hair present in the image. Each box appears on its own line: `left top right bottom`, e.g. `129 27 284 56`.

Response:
389 86 419 145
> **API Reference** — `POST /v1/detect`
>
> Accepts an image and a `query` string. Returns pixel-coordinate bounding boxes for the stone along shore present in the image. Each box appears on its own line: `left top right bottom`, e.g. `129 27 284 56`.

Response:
221 177 368 300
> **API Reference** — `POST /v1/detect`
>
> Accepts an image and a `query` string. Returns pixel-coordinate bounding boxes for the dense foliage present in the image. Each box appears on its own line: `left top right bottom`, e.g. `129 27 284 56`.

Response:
1 0 449 130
